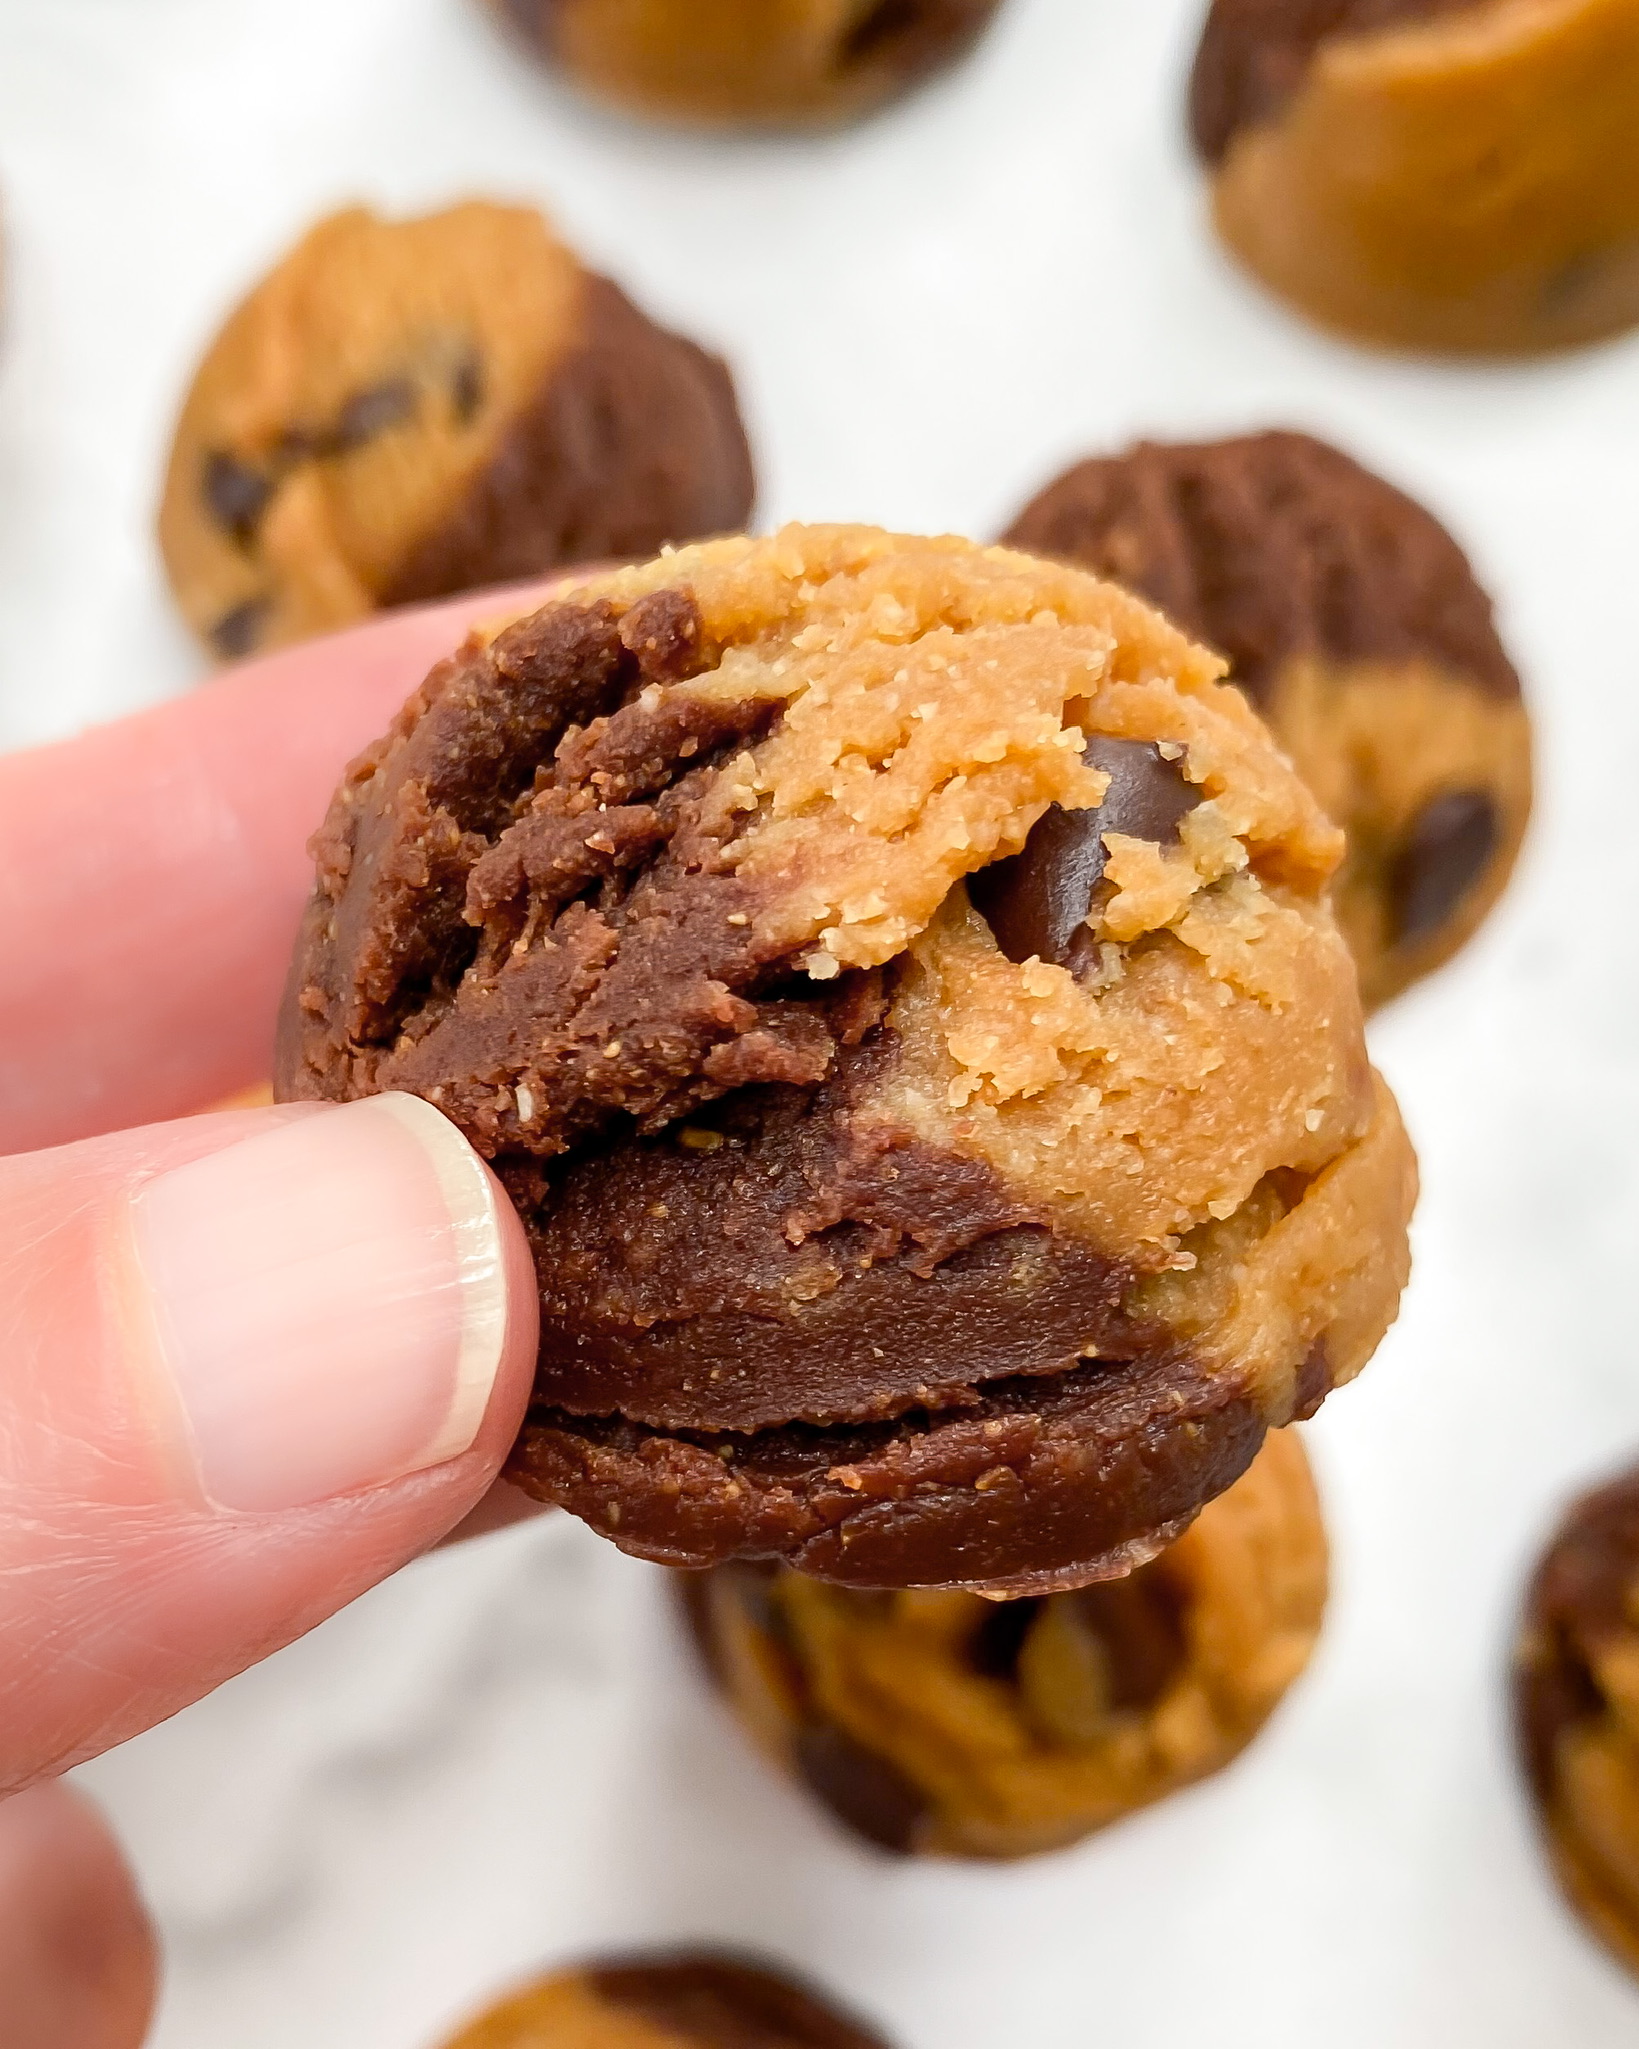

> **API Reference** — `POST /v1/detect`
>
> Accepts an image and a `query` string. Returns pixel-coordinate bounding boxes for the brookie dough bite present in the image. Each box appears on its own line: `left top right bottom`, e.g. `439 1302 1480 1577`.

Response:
158 203 754 661
678 1428 1327 1857
488 0 1007 128
276 525 1416 1593
1515 1464 1639 1979
1004 431 1532 1009
440 1953 892 2049
1189 0 1639 354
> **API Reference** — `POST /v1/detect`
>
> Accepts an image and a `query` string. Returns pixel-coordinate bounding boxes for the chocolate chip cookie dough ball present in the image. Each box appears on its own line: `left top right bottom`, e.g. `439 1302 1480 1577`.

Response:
489 0 1006 129
1189 0 1639 354
276 525 1416 1593
679 1428 1326 1857
1005 432 1531 1010
1515 1465 1639 1979
158 203 754 662
441 1953 892 2049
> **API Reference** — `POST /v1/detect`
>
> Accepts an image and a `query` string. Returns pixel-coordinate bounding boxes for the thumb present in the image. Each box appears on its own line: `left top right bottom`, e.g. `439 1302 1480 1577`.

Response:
0 1094 539 1795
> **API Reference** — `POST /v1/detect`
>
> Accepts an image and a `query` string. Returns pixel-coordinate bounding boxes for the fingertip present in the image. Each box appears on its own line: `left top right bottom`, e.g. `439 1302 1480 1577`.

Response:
0 1782 159 2049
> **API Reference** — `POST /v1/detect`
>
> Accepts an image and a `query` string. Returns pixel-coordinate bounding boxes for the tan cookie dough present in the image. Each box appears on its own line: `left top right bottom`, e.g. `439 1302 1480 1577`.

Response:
490 0 1006 128
441 1953 893 2048
277 525 1415 1592
1005 431 1532 1009
158 203 753 661
1190 0 1639 354
680 1428 1327 1857
1515 1463 1639 1979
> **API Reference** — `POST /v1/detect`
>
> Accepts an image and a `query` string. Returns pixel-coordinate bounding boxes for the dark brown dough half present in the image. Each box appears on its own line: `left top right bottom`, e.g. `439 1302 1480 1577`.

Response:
440 1952 894 2049
1003 431 1531 1007
1189 0 1481 163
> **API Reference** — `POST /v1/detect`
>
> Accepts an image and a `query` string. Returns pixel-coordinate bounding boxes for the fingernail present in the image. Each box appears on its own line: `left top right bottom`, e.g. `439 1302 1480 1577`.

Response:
132 1095 509 1513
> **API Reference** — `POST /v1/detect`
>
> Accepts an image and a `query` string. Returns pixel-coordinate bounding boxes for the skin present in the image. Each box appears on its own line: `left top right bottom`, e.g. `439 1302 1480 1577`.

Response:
0 582 572 2047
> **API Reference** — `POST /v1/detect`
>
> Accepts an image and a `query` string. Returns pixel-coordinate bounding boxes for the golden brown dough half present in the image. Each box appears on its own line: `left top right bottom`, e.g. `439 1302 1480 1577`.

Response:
159 203 753 661
1190 0 1639 354
489 0 1007 128
679 1429 1327 1857
276 525 1416 1592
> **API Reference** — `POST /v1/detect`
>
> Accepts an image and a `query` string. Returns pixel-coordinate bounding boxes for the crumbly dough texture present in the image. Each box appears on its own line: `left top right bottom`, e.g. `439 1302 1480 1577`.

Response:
491 0 1006 128
1190 0 1639 354
1515 1465 1639 1981
680 1428 1326 1857
277 524 1415 1591
440 1954 892 2049
158 202 753 660
1005 431 1531 1008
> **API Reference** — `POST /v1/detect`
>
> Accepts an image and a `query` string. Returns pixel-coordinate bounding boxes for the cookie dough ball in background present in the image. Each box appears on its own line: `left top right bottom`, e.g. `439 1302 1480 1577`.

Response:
158 203 755 662
440 1953 893 2048
1515 1466 1639 1980
1189 0 1639 355
276 525 1415 1594
1005 431 1531 1010
487 0 1007 128
679 1429 1327 1858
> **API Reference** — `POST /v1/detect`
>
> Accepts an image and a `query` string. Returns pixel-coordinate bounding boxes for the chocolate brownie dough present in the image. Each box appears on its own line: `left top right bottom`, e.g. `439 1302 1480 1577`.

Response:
1189 0 1639 353
440 1954 893 2049
1515 1465 1639 1979
158 203 753 661
1005 432 1531 1009
679 1428 1326 1857
276 525 1416 1592
489 0 1006 129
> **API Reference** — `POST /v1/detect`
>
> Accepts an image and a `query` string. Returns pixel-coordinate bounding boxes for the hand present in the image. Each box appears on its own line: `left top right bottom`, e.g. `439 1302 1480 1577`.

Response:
0 588 566 2045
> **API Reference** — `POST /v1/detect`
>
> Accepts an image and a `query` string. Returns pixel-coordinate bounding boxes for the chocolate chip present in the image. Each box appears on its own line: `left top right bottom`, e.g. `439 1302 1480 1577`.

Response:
330 378 416 451
209 597 269 660
968 735 1198 975
1387 787 1498 947
202 449 274 545
1066 1571 1188 1713
841 0 925 63
451 350 485 426
794 1722 927 1854
968 1595 1042 1681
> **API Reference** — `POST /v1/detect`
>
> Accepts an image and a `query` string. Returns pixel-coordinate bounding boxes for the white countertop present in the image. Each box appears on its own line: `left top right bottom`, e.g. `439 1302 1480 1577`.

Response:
4 0 1639 2042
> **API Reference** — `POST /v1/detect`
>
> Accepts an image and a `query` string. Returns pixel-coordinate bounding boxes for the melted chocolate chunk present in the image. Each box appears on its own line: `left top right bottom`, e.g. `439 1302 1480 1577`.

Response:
588 1954 895 2049
451 349 485 425
330 377 416 451
970 1596 1044 1681
1189 0 1480 163
837 0 998 77
1388 788 1498 946
202 449 274 546
795 1722 929 1855
1005 431 1520 709
209 596 269 660
968 734 1198 975
1069 1571 1188 1712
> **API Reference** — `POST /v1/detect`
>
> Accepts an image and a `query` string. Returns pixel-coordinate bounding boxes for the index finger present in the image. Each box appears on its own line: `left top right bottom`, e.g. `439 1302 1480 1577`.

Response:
0 582 564 1156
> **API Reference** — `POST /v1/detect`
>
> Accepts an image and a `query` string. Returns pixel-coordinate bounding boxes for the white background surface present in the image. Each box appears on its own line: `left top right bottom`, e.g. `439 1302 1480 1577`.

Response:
3 0 1639 2042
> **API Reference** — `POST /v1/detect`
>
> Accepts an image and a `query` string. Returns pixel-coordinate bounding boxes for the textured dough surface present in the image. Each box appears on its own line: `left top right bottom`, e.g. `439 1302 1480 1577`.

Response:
277 524 1415 1590
159 202 753 659
1515 1464 1639 1982
1005 430 1532 1008
1192 0 1639 353
679 1428 1327 1857
492 0 1006 128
